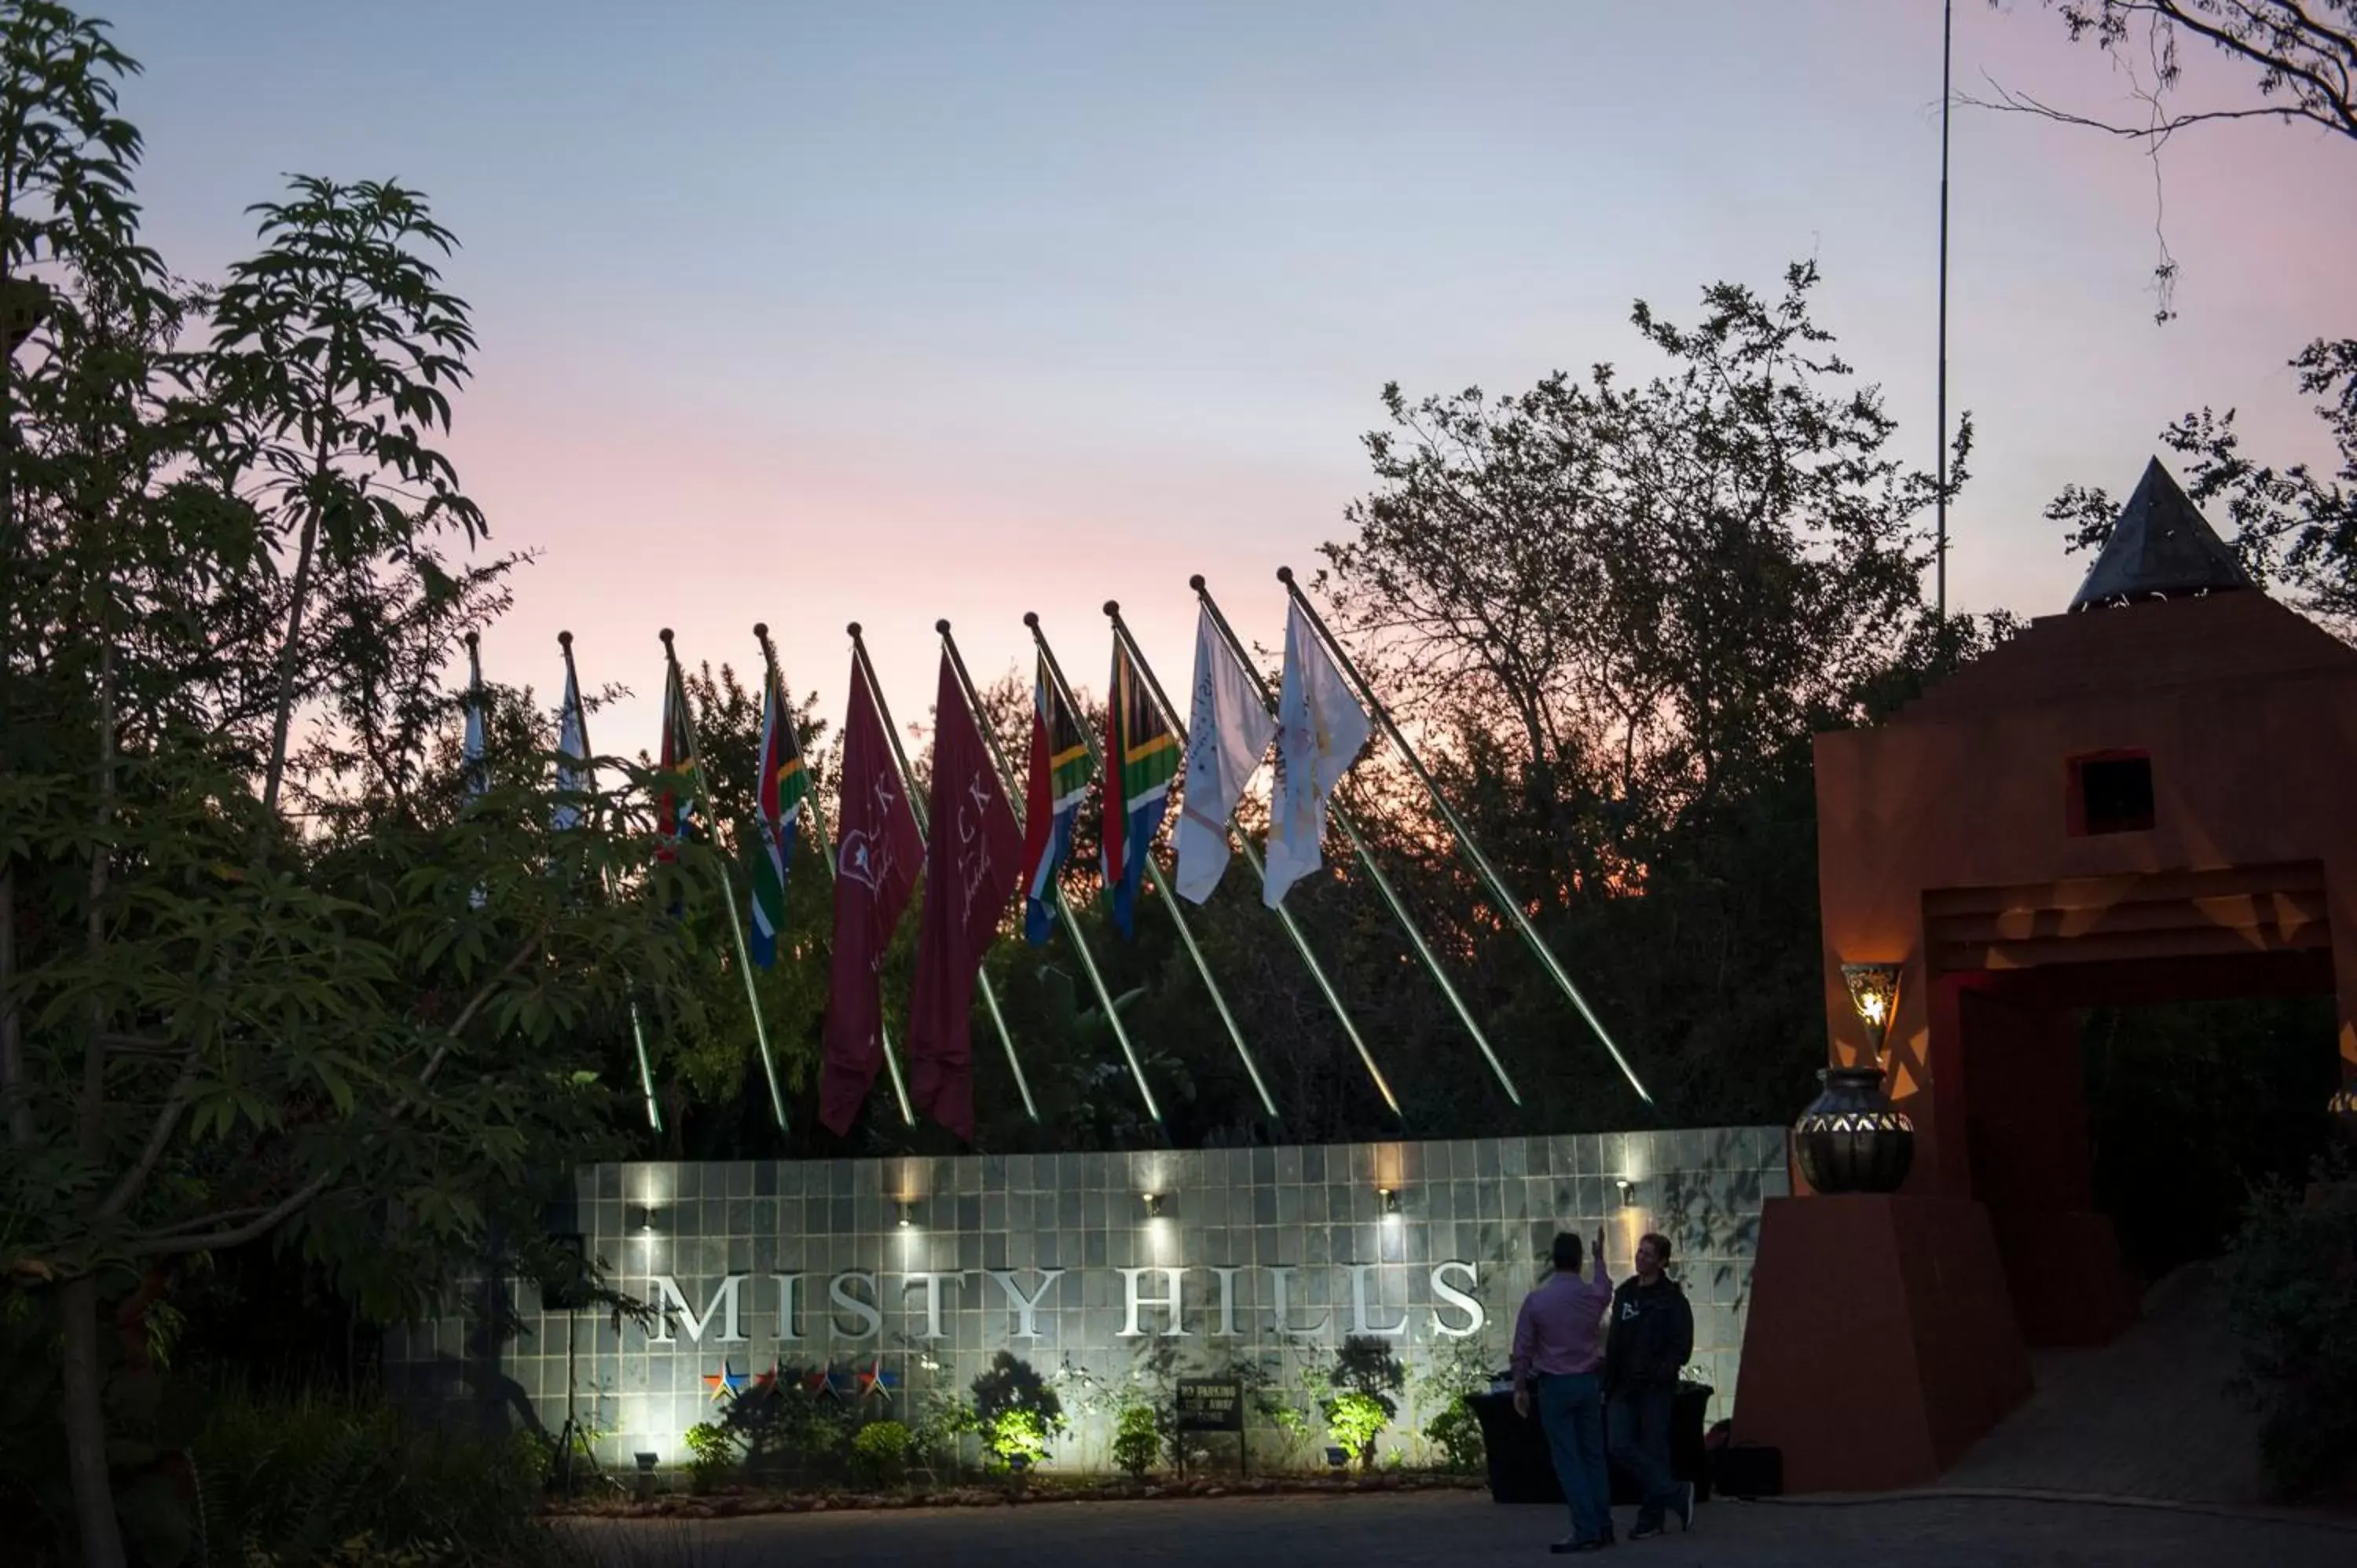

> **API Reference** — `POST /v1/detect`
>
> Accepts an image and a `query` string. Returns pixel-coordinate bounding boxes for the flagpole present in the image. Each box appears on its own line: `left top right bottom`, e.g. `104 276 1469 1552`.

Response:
1028 612 1276 1123
1935 0 1953 620
660 628 790 1130
1104 603 1401 1120
847 623 1046 1127
558 631 664 1134
755 625 918 1127
1273 568 1651 1106
1193 577 1520 1106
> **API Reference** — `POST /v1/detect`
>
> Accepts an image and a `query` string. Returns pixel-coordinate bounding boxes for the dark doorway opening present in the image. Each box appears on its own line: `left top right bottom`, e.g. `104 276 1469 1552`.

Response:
2080 995 2341 1280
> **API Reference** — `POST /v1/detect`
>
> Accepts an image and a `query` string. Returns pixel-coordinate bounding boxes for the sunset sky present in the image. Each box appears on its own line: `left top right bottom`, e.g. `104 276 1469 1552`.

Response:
104 0 2353 752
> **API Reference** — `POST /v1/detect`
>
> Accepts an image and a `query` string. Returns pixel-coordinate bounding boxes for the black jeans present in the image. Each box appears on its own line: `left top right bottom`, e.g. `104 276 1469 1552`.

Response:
1607 1386 1681 1526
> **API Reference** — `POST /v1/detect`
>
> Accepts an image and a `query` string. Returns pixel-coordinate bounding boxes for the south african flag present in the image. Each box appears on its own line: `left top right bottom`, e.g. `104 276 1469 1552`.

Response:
1020 652 1093 944
750 665 808 968
1101 636 1178 939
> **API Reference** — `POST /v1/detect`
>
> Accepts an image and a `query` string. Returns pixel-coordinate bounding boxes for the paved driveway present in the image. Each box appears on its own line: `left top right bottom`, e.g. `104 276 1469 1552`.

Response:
574 1489 2355 1567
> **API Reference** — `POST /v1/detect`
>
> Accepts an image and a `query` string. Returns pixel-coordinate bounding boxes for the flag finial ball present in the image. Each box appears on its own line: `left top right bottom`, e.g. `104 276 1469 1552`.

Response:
464 629 479 649
1188 574 1206 592
935 618 951 636
753 621 768 640
846 622 862 639
558 630 573 650
1022 611 1039 628
1275 566 1295 584
658 628 674 646
1103 600 1120 617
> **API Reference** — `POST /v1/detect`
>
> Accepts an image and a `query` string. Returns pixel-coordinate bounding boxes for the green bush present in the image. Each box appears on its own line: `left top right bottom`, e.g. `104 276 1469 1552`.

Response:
970 1353 1064 1472
2227 1163 2357 1500
1111 1401 1160 1479
681 1422 739 1493
188 1390 563 1567
1320 1335 1405 1468
1423 1395 1484 1471
849 1420 912 1488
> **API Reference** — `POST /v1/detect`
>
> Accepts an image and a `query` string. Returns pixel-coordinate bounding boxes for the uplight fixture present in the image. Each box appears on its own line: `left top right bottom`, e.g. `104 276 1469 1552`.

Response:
896 1200 916 1229
1141 1192 1166 1218
1379 1187 1402 1214
1841 962 1903 1065
632 1205 659 1235
1615 1178 1636 1208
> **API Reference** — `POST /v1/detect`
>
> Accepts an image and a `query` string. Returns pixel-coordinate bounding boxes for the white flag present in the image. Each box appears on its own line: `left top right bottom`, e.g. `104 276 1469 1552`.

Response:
1263 600 1371 907
1173 605 1277 903
464 640 489 908
552 661 589 833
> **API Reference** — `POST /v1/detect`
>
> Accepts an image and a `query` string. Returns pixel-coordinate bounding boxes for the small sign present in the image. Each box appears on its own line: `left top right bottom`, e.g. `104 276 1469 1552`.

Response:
1175 1376 1244 1432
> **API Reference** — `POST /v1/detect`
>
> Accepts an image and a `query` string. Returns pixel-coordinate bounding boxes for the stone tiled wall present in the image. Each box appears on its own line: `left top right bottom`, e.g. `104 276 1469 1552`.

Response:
383 1127 1786 1472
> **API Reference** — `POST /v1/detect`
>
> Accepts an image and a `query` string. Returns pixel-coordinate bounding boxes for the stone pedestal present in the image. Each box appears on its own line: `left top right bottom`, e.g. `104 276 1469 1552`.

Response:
1730 1195 2031 1493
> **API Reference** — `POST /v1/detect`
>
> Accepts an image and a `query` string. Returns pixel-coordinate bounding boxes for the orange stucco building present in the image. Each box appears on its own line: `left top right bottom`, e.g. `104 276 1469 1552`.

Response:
1732 460 2357 1491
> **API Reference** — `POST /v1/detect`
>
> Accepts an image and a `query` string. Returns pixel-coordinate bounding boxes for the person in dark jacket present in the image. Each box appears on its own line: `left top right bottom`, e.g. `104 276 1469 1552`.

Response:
1603 1230 1695 1539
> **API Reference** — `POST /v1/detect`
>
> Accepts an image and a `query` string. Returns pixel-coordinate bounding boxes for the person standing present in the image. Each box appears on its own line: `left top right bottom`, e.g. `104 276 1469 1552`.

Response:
1512 1229 1615 1554
1604 1230 1696 1540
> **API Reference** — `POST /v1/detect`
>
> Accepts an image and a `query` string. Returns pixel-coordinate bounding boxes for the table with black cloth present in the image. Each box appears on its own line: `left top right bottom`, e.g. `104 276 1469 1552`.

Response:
1466 1383 1714 1507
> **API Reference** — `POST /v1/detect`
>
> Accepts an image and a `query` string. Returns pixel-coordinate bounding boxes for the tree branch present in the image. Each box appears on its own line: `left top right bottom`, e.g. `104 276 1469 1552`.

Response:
93 1053 202 1222
1962 77 2333 138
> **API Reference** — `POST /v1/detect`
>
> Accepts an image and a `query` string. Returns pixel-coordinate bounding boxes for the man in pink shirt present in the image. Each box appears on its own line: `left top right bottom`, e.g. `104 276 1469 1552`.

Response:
1513 1229 1615 1554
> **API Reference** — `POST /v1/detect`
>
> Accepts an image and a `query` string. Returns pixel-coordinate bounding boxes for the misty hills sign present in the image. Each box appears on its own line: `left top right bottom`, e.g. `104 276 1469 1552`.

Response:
642 1261 1488 1345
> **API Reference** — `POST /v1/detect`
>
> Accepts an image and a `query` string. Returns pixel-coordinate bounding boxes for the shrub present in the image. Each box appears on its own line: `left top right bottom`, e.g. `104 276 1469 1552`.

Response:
1321 1335 1405 1468
1111 1401 1160 1479
2227 1163 2357 1500
681 1422 740 1494
849 1420 912 1488
1424 1395 1484 1471
970 1353 1064 1471
188 1390 562 1567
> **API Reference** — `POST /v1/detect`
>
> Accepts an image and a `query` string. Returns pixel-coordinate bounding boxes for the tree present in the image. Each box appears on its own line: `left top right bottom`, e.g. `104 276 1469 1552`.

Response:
1980 2 2356 320
0 9 710 1562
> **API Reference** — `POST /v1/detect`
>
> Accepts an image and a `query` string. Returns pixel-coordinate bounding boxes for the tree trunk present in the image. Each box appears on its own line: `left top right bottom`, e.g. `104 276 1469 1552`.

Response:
0 864 28 1148
61 1273 128 1568
259 493 322 816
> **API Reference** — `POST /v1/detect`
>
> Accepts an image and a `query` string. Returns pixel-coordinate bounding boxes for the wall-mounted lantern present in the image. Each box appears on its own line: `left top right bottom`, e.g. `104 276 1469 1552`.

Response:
896 1200 917 1229
1141 1192 1166 1218
1840 962 1902 1065
1614 1178 1636 1209
1379 1187 1402 1215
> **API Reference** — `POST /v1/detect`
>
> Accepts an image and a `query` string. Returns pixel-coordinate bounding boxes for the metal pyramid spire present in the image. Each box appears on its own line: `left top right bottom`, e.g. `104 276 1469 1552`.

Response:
2068 457 2254 611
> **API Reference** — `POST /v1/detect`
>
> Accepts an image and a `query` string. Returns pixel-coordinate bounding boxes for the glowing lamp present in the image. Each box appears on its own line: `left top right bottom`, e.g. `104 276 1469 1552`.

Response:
1841 962 1903 1064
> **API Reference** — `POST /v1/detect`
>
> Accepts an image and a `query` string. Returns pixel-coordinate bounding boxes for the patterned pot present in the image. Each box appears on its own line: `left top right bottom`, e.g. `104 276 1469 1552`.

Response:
1793 1066 1914 1195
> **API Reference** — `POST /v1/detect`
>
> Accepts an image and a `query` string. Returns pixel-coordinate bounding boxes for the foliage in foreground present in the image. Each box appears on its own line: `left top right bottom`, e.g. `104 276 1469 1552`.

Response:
2226 1157 2357 1501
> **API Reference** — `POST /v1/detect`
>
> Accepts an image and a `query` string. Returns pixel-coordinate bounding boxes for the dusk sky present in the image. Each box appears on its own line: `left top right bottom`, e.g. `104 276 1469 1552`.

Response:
105 0 2353 752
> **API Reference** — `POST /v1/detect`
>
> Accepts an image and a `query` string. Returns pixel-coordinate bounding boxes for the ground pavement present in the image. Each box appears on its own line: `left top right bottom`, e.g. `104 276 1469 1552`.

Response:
575 1489 2355 1567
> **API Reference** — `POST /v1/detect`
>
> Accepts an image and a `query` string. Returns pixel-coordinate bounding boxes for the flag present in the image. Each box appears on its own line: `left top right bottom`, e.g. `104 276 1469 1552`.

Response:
1263 600 1371 907
1018 652 1091 943
657 654 698 856
907 654 1022 1141
1173 605 1275 903
1102 636 1178 938
819 655 922 1135
749 666 808 969
552 655 589 833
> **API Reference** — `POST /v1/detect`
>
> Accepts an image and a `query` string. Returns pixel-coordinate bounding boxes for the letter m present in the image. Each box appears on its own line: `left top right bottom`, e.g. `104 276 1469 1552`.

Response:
649 1275 746 1343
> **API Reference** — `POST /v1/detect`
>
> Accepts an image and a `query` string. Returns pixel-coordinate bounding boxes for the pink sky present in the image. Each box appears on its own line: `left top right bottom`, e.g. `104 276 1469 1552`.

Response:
104 1 2355 752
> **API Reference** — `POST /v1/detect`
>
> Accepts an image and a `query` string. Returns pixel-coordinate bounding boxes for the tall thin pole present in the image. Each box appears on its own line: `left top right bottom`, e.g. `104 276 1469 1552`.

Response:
754 624 917 1127
660 628 788 1130
1028 612 1277 1122
847 623 1049 1127
1105 602 1401 1120
1275 568 1652 1107
558 630 663 1134
1936 0 1952 619
1193 577 1521 1107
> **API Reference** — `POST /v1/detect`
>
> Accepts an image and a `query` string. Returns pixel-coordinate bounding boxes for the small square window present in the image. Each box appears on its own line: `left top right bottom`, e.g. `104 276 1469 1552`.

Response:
2069 751 2154 835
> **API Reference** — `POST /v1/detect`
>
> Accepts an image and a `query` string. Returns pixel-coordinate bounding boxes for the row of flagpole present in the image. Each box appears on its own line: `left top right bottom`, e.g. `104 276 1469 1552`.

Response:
460 570 1653 1141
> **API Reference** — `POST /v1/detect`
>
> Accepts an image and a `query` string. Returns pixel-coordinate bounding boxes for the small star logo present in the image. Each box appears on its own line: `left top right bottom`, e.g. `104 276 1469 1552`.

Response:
702 1360 748 1404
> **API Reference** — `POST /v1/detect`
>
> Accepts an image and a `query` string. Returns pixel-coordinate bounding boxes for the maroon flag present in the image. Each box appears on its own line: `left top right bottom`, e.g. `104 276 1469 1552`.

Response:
819 655 922 1135
906 653 1022 1140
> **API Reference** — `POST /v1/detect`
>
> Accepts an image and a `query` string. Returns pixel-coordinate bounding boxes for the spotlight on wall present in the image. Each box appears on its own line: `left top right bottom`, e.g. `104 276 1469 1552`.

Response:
632 1451 658 1499
1379 1187 1402 1214
1615 1178 1636 1208
632 1205 660 1235
1141 1192 1166 1218
896 1200 916 1229
1841 961 1904 1065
